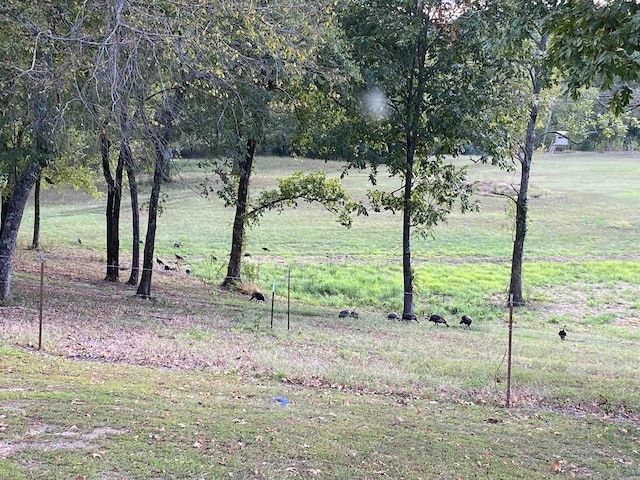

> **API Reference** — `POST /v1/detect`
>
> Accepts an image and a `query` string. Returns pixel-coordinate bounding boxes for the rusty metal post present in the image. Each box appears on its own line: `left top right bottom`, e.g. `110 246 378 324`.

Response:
506 293 514 408
287 269 291 330
270 281 275 329
38 251 45 350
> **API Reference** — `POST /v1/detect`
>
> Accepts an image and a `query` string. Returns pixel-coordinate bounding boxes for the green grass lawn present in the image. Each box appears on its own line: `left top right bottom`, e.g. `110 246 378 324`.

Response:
1 151 639 479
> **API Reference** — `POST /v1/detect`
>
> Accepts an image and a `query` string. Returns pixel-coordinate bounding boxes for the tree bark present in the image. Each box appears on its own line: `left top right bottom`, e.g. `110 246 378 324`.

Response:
31 174 41 250
508 36 546 306
509 103 536 305
136 139 166 298
222 138 257 287
136 82 189 298
100 127 124 282
0 197 6 236
401 4 428 319
0 161 42 300
402 143 415 318
125 148 141 286
508 142 531 306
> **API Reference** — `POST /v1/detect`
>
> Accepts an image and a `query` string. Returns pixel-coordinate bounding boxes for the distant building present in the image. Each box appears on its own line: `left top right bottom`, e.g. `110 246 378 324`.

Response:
549 131 569 153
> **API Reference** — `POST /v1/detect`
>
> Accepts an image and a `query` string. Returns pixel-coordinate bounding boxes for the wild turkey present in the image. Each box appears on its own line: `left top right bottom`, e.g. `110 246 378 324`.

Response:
460 315 473 329
402 312 419 322
339 310 359 319
387 312 400 321
429 314 449 327
250 291 266 302
558 327 567 340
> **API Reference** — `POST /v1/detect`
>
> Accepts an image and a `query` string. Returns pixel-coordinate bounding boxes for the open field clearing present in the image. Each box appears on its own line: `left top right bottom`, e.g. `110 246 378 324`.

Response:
1 152 639 479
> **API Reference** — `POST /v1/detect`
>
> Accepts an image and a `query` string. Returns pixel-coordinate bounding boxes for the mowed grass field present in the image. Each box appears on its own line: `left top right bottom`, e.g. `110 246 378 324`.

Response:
1 151 639 479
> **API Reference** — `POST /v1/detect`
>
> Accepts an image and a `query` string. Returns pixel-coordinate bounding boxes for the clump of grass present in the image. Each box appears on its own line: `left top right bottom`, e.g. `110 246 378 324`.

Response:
585 312 617 325
523 261 640 287
546 313 574 325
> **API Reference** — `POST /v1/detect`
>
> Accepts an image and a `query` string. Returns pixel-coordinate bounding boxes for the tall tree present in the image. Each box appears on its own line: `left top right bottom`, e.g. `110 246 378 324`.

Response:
189 0 341 287
311 0 514 318
489 0 558 306
72 0 211 296
99 124 125 282
123 144 141 285
0 1 71 300
74 0 160 285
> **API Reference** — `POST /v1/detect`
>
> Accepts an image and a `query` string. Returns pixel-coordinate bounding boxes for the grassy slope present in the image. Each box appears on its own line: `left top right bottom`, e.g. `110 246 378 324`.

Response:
1 152 639 479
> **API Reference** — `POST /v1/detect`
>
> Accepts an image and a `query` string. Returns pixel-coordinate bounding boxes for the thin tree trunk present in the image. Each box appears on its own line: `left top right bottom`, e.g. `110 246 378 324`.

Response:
223 138 257 287
100 127 124 282
125 150 140 286
136 140 166 298
135 79 189 298
402 147 415 318
31 174 41 250
509 148 531 306
401 4 428 319
509 103 536 305
508 36 546 306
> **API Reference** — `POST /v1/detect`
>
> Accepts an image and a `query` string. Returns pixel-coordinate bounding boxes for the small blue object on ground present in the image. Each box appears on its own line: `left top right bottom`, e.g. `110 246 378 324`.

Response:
270 396 289 406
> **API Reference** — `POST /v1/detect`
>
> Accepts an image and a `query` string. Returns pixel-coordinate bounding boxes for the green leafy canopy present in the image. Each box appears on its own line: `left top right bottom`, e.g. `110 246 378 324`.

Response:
251 171 367 227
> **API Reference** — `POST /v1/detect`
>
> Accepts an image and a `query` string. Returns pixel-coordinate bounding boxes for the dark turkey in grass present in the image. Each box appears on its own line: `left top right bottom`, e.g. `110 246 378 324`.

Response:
559 326 567 340
429 314 449 327
460 315 472 329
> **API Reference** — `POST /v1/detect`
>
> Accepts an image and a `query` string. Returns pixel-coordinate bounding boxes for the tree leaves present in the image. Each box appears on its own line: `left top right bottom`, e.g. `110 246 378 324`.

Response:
548 0 640 114
250 171 366 228
367 158 476 237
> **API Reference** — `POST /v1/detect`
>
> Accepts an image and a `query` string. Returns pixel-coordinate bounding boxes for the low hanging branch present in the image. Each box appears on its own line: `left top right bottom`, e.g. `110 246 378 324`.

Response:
247 171 367 227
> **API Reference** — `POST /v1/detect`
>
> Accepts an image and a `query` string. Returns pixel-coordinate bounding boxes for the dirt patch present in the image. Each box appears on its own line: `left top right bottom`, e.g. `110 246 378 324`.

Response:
531 282 640 327
0 425 128 457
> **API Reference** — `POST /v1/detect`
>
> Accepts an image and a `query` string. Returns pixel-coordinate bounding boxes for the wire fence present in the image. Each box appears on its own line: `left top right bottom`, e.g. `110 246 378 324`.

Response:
1 251 305 344
0 249 469 320
2 247 508 323
2 250 515 405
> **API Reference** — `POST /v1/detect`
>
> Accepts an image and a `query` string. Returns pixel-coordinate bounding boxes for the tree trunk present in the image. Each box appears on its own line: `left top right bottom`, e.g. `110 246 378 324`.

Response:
135 80 188 298
136 140 166 298
508 146 531 306
222 138 257 287
509 103 536 305
0 161 42 301
508 36 546 306
31 174 41 250
402 148 415 318
125 148 141 286
401 5 428 319
100 128 124 282
0 197 6 237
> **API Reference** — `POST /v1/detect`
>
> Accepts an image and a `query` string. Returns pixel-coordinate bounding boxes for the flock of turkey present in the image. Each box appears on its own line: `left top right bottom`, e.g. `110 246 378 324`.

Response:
248 293 568 339
384 311 473 329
